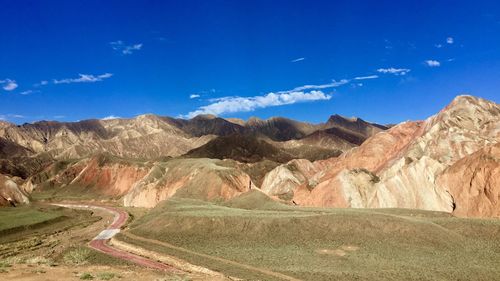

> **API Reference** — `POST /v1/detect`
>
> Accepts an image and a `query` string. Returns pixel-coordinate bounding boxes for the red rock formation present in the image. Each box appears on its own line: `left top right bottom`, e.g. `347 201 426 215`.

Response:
438 143 500 218
262 95 500 217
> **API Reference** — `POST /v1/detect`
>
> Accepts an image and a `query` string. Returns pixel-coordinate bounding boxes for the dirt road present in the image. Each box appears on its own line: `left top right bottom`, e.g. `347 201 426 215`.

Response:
54 204 179 272
55 203 300 280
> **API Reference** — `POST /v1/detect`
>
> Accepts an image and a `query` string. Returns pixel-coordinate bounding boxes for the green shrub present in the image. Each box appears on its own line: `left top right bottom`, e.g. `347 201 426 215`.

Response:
80 273 94 280
97 272 117 280
64 247 91 265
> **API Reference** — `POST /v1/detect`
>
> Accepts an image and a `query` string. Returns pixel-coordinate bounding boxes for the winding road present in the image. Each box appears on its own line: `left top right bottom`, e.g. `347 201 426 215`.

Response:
54 204 178 271
54 203 301 280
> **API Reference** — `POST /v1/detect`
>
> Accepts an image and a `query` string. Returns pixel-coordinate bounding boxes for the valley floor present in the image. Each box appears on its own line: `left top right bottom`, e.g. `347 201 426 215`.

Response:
1 194 499 281
0 203 226 281
123 192 500 281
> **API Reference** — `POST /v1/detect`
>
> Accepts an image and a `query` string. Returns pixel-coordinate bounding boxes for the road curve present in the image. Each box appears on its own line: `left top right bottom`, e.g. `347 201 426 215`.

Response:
54 203 178 272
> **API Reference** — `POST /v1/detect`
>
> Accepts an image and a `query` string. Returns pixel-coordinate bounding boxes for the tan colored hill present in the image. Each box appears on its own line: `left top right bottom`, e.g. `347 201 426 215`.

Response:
262 95 500 217
0 174 29 206
123 158 252 207
27 154 252 208
0 115 214 159
0 113 386 161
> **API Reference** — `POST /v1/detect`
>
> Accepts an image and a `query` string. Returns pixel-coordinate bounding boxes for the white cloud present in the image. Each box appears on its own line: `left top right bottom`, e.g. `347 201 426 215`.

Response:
182 73 384 119
446 37 454 44
291 57 305 63
354 75 379 80
190 94 201 99
110 41 143 55
183 90 331 119
53 73 113 84
0 79 18 91
101 115 120 120
435 44 443 48
283 79 349 93
425 60 441 67
20 90 40 95
377 68 411 76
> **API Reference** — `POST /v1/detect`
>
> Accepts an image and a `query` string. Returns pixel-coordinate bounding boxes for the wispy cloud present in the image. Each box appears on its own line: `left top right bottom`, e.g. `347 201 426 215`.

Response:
384 39 393 50
425 60 441 67
190 94 201 99
0 114 25 120
283 79 349 93
53 73 113 84
183 90 331 119
110 40 143 55
446 37 454 44
291 57 305 63
0 79 18 91
33 80 48 87
354 75 379 80
377 68 411 76
435 44 443 48
20 90 40 95
101 115 120 120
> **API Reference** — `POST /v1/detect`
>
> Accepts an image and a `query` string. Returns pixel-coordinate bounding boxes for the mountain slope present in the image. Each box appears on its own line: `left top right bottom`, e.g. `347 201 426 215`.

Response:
262 95 500 217
183 134 294 163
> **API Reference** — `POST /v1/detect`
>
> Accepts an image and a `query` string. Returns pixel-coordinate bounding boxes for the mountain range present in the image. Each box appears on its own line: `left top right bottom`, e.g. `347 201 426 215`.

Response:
0 95 498 218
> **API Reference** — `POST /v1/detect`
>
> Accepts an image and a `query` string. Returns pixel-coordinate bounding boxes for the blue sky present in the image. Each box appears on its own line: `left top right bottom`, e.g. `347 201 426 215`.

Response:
1 0 499 125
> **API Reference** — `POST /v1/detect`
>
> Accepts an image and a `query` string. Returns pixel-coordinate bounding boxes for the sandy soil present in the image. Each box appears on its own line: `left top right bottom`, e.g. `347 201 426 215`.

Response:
0 264 179 281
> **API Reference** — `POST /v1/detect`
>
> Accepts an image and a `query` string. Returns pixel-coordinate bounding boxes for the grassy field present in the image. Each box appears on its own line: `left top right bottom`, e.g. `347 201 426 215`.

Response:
0 203 140 272
124 191 500 281
0 205 63 233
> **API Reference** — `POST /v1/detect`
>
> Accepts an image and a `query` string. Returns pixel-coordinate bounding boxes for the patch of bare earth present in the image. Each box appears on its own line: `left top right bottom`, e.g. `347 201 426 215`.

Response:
316 245 360 257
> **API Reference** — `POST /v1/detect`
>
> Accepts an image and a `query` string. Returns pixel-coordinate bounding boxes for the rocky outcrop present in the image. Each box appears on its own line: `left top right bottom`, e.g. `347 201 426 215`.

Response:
123 158 252 208
0 174 29 207
260 159 321 200
437 143 500 218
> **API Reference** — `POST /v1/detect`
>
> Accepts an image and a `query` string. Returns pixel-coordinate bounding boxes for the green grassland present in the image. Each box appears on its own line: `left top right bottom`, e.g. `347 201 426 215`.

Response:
0 205 63 233
124 191 500 281
0 204 136 268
